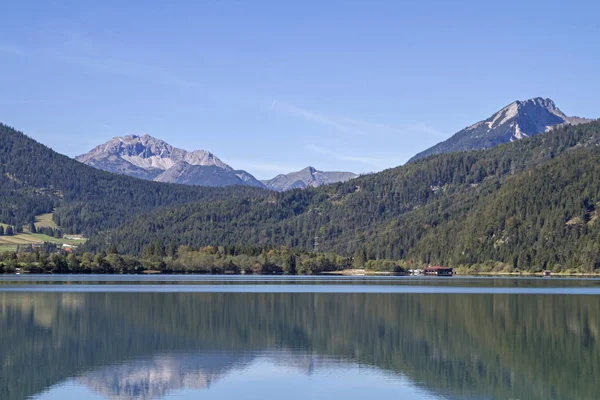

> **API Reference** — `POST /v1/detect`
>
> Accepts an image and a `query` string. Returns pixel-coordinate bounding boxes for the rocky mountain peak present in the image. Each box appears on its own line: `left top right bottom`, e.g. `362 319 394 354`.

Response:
261 166 358 191
76 135 262 187
77 135 229 171
409 97 592 162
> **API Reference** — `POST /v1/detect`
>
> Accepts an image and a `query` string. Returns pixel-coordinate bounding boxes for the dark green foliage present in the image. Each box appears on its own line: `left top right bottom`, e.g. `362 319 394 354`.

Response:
88 121 600 272
0 245 387 275
0 123 267 235
36 227 63 238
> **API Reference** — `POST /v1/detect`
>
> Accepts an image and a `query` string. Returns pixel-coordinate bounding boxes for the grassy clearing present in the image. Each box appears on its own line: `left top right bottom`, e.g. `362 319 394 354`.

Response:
28 233 85 245
34 212 57 229
0 244 17 253
0 233 86 247
0 213 86 250
0 234 42 245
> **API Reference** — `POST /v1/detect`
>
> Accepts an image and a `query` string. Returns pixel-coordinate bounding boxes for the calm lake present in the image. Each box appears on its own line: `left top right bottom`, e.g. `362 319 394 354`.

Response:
1 276 599 400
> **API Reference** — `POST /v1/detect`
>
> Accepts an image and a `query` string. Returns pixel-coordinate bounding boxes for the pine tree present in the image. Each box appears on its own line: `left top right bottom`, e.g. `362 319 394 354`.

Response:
152 240 165 257
167 240 178 259
5 226 14 236
0 226 4 236
283 254 297 275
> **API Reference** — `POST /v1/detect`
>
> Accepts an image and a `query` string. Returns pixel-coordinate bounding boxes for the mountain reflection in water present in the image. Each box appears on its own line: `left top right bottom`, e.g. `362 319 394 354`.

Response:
78 353 247 399
75 352 354 400
0 283 598 400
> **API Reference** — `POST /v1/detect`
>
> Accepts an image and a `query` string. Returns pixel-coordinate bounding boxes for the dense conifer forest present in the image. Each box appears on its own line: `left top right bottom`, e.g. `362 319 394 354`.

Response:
83 121 600 273
2 120 600 273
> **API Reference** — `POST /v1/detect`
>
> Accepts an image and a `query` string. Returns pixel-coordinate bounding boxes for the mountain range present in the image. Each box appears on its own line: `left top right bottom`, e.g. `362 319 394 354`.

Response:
1 96 599 272
87 119 600 272
75 134 265 188
76 135 357 190
76 97 589 189
409 97 592 161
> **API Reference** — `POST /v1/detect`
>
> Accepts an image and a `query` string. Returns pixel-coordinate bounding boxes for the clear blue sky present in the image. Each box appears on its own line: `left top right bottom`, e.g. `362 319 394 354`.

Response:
1 0 598 179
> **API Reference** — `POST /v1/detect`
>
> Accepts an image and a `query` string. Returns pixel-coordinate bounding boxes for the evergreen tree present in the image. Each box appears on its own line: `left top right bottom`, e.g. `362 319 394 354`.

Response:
142 243 155 260
152 240 165 258
167 240 178 259
283 254 297 275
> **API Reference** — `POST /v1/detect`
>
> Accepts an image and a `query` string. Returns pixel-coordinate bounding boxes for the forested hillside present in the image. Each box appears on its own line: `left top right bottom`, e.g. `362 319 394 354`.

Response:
0 124 266 236
86 121 600 272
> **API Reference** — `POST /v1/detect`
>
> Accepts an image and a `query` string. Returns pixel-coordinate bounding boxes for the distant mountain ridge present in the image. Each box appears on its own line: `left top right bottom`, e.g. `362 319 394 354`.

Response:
76 134 265 188
261 166 357 191
78 135 357 190
409 97 592 162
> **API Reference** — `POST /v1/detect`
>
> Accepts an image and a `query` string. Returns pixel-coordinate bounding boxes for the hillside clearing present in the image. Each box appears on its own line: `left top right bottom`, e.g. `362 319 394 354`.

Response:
0 233 86 246
0 244 17 253
34 212 57 229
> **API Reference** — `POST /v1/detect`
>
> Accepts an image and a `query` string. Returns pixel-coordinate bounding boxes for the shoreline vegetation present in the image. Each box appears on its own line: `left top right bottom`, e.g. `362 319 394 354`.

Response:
323 269 600 277
1 244 599 276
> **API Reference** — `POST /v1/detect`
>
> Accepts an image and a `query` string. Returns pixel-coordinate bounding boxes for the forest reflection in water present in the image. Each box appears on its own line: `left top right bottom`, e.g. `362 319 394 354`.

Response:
0 280 598 399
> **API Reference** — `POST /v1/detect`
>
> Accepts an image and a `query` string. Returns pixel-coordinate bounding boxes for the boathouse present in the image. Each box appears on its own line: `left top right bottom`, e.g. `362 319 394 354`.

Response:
423 266 453 276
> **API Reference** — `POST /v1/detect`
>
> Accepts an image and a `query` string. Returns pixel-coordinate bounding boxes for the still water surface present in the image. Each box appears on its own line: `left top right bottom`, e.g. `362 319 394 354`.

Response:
1 275 599 400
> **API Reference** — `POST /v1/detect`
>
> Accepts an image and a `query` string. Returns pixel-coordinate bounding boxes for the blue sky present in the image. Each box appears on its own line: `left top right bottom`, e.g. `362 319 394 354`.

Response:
1 0 598 179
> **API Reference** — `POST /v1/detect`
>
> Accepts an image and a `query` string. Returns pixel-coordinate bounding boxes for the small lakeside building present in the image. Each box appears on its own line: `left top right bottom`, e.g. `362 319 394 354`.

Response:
423 266 453 276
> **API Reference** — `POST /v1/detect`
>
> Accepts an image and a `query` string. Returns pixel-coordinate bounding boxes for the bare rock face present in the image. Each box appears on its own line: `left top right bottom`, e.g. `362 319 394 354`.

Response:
261 166 358 191
76 135 264 188
409 98 592 162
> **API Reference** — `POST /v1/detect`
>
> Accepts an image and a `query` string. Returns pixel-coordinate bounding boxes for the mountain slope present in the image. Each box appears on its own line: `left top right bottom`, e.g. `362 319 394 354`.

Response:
88 121 600 272
409 97 591 162
77 135 265 188
153 162 265 187
261 166 357 191
0 123 266 236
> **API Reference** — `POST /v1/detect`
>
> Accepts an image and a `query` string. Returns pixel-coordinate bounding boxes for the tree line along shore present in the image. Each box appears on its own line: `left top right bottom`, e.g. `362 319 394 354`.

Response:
2 244 598 275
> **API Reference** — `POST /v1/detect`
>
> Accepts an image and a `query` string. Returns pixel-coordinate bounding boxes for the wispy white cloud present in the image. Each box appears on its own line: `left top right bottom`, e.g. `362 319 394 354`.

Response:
0 38 201 89
54 51 202 88
405 123 446 138
270 100 446 139
0 44 25 55
271 101 403 136
270 101 352 133
305 144 385 169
